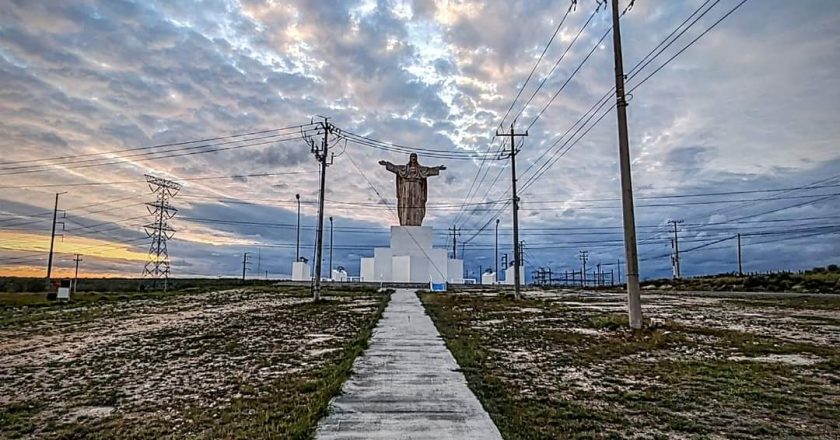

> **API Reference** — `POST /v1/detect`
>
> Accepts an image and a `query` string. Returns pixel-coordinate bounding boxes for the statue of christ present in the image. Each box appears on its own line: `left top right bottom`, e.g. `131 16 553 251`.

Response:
379 153 446 226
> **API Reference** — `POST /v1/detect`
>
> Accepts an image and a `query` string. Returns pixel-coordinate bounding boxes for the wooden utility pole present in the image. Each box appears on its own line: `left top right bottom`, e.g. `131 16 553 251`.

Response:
46 192 66 290
449 225 461 259
72 254 83 295
737 233 743 276
611 0 643 329
496 124 527 300
579 250 589 287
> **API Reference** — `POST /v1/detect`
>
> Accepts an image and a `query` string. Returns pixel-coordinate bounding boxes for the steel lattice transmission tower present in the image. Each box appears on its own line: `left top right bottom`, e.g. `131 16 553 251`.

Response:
143 174 181 289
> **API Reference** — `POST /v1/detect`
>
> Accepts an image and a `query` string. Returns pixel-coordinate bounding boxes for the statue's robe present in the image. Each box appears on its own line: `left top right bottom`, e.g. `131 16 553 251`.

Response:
382 162 441 226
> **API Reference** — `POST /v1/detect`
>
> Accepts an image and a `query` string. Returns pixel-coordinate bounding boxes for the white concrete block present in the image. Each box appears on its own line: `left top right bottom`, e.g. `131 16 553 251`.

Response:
392 255 410 282
332 269 348 282
504 265 522 285
390 226 434 257
374 248 392 282
447 259 464 284
428 248 449 283
360 258 375 282
482 272 496 285
292 261 311 281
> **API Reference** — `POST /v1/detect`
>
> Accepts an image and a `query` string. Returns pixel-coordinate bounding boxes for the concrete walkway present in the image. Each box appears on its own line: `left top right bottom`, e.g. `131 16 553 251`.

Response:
316 289 503 439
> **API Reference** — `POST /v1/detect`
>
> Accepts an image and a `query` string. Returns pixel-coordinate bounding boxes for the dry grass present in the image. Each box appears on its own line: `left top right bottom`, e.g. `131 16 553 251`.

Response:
421 290 840 439
0 286 390 439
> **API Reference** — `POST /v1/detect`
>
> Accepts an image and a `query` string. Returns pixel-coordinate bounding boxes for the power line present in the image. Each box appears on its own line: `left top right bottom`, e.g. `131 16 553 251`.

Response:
0 171 315 189
500 1 578 127
512 6 600 123
0 132 313 176
0 123 317 167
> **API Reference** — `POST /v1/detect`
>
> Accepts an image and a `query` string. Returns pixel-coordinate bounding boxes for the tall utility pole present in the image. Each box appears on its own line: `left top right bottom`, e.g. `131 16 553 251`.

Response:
449 225 461 259
72 254 83 295
46 192 66 290
737 233 743 276
495 219 500 280
611 0 643 329
668 219 684 279
242 252 251 281
579 250 589 287
329 216 334 279
295 193 301 262
311 117 333 301
496 123 528 299
143 175 181 290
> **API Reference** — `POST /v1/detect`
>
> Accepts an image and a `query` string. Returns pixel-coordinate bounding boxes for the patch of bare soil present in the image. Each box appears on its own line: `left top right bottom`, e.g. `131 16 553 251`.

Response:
0 287 387 439
421 290 840 439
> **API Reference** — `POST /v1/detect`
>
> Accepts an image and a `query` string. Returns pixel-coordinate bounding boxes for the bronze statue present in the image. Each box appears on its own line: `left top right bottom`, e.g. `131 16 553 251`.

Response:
379 153 446 226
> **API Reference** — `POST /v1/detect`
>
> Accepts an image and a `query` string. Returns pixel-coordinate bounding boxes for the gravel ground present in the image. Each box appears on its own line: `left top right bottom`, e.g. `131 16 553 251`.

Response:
0 287 388 439
421 289 840 439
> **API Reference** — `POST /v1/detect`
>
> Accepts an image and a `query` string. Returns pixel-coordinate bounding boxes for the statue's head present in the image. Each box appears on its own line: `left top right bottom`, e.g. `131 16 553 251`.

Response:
409 153 418 165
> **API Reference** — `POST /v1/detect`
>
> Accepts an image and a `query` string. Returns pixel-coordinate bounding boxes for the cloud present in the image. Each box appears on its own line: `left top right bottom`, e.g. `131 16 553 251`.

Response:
0 0 838 280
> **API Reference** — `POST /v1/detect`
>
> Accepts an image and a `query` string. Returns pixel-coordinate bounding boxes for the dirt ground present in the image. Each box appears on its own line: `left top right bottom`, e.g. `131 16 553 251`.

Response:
421 289 840 439
0 287 388 439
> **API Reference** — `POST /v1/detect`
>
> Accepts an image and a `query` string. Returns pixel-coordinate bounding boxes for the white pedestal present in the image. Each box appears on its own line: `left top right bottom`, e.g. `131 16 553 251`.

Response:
482 272 496 285
358 226 462 283
292 261 311 281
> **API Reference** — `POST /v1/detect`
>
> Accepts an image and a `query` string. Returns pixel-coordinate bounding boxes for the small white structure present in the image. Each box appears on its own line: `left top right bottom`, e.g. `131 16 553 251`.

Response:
292 261 311 282
57 286 70 300
331 267 348 282
482 271 496 285
360 226 464 283
503 261 524 285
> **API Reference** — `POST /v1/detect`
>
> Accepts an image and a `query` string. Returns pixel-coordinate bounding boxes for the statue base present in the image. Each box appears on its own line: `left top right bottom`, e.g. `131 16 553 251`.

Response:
360 226 463 284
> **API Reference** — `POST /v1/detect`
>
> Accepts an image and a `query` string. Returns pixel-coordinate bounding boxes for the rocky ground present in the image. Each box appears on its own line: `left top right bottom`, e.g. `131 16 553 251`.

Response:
0 286 389 439
421 289 840 439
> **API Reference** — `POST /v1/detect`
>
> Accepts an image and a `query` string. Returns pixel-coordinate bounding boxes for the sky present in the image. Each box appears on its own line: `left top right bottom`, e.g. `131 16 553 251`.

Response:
1 0 838 282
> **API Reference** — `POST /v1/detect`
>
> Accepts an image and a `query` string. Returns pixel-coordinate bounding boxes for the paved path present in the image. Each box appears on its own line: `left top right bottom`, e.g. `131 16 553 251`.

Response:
316 289 503 439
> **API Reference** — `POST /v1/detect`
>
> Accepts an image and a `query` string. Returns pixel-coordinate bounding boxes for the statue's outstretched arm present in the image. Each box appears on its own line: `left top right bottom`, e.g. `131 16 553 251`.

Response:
423 165 446 176
378 160 397 173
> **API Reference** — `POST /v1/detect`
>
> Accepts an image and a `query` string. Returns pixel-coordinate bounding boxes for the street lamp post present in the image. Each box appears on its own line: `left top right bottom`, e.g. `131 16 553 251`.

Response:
329 216 334 279
295 194 301 262
495 219 500 283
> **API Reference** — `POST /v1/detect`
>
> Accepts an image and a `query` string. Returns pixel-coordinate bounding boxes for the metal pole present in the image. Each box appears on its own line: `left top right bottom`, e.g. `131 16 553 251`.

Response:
329 216 334 279
295 193 301 262
611 0 643 329
617 258 622 285
495 219 500 281
242 252 250 281
313 119 329 300
669 220 683 279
